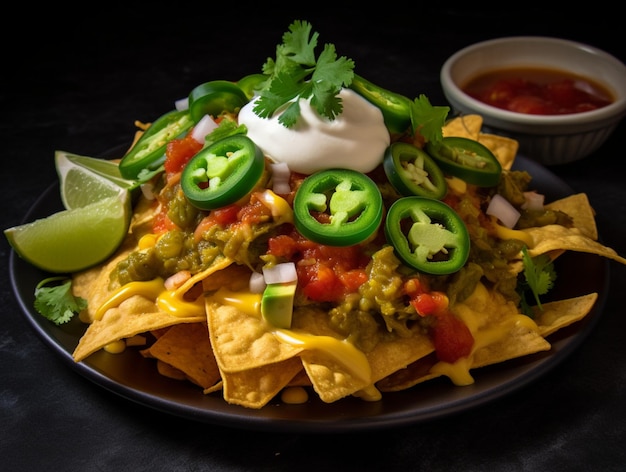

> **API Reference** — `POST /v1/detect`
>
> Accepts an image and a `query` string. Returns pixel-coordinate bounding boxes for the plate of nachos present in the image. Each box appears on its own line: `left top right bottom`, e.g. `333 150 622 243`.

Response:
7 21 626 432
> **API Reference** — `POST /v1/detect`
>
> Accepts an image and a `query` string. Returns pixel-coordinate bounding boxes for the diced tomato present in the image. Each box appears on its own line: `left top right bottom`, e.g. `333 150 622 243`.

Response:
192 204 240 242
164 132 203 177
268 234 299 258
404 277 449 316
300 263 345 301
238 193 273 225
431 311 474 363
212 204 241 226
267 228 370 302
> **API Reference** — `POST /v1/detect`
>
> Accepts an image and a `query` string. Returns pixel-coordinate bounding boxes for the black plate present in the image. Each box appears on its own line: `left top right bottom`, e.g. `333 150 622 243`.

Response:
9 155 610 433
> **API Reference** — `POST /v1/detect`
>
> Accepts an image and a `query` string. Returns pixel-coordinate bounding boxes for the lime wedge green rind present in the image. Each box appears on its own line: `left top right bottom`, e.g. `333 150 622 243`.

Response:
4 194 131 273
55 150 139 210
56 150 138 189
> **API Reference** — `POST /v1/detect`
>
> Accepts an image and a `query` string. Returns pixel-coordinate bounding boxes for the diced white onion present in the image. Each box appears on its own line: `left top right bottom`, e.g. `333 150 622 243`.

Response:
263 262 298 284
175 97 189 111
249 271 266 294
486 194 521 228
191 114 219 143
521 191 545 210
273 182 292 194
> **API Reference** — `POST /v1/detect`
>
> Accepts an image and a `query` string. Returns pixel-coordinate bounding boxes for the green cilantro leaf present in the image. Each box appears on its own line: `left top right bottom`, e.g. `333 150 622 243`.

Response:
253 20 355 127
204 117 247 146
519 246 557 312
410 95 450 145
277 20 318 66
33 276 87 325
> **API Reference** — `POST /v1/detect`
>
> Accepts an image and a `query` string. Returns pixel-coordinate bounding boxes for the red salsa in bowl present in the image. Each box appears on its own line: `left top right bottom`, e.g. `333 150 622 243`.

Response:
462 67 614 115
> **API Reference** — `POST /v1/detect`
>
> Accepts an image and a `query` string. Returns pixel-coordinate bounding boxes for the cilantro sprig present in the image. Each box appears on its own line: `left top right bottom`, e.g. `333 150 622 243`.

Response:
33 276 86 325
410 95 450 145
253 20 355 128
518 246 557 316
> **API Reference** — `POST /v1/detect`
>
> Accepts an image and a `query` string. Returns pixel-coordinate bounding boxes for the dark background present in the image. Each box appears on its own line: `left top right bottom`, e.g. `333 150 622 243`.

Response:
2 6 625 471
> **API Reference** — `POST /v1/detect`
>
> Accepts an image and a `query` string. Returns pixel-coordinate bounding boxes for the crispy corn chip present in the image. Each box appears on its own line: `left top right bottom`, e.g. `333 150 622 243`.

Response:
545 193 598 240
219 357 304 409
206 303 304 372
299 350 371 403
73 304 206 362
72 234 137 324
524 224 626 264
534 293 599 337
155 359 188 381
144 323 220 389
477 133 518 170
378 282 551 392
376 353 441 392
443 114 483 139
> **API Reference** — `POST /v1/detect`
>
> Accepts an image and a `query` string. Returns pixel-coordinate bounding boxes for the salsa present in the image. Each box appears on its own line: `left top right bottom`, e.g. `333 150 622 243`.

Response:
462 67 614 115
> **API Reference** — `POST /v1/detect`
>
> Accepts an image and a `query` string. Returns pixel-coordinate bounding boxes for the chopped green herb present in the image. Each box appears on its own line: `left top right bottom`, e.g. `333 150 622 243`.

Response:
409 94 449 145
253 20 355 128
33 276 86 325
518 246 557 315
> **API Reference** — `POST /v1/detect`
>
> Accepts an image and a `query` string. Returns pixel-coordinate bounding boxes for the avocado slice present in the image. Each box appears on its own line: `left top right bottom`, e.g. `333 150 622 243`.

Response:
261 281 297 328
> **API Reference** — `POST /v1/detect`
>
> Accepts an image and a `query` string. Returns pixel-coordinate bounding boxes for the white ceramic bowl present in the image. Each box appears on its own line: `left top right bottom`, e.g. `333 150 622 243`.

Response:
441 36 626 165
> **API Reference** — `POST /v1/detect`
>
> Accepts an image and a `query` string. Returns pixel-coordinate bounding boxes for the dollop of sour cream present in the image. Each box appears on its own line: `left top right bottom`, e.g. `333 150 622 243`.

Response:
238 88 390 174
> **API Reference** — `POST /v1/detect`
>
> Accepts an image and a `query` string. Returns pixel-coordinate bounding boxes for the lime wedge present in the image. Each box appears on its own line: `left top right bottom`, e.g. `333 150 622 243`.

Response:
55 150 137 210
5 193 131 273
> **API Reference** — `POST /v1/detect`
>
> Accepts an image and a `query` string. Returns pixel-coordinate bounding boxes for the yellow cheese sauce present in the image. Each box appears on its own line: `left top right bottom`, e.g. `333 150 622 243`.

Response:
430 282 540 385
94 277 205 320
208 287 373 387
94 273 538 398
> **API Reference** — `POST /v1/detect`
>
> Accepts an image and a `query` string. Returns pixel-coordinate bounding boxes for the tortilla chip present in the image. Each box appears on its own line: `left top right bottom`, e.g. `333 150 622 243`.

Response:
376 353 441 392
477 133 518 170
73 302 205 362
377 282 551 392
203 381 223 395
299 350 371 403
287 368 313 387
524 224 626 264
219 357 304 409
144 322 221 389
470 323 551 369
290 305 435 402
156 359 188 381
72 234 137 323
206 303 304 372
443 114 483 139
367 326 434 382
545 193 598 240
534 293 598 337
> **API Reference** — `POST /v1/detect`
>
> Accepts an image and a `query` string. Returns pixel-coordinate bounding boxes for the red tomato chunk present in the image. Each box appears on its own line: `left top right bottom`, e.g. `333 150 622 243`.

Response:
268 228 370 303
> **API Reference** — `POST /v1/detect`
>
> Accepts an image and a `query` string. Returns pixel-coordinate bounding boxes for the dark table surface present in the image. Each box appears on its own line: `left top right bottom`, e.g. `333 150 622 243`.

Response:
3 7 626 471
